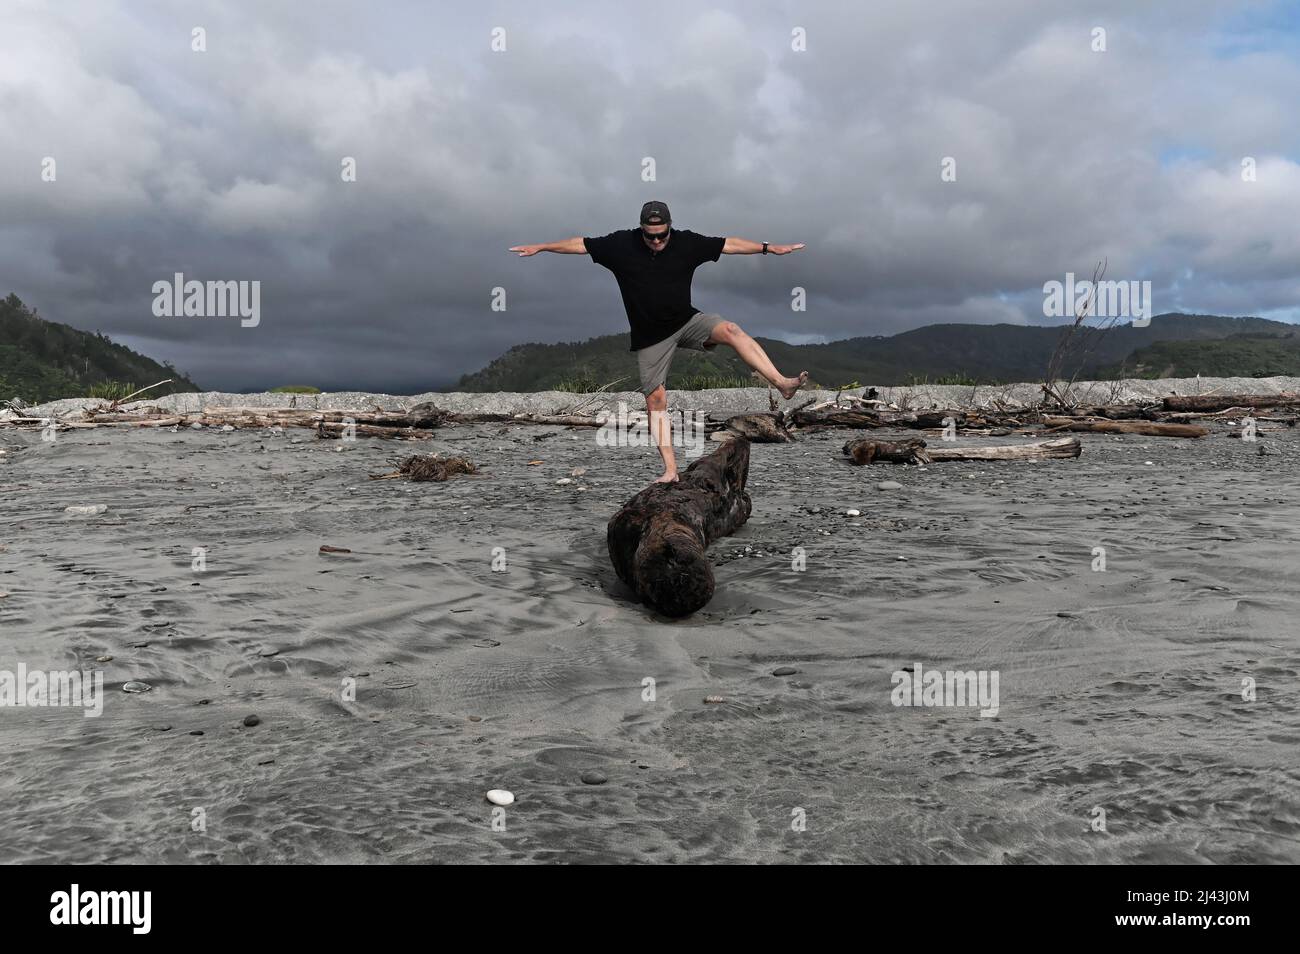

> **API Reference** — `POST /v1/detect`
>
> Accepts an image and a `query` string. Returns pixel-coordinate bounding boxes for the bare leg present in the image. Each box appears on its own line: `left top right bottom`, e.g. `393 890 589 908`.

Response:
708 321 808 399
645 385 678 482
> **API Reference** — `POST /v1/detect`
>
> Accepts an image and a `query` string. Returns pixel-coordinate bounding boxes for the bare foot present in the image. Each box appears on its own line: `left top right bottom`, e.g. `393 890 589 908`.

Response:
778 371 809 400
653 472 679 484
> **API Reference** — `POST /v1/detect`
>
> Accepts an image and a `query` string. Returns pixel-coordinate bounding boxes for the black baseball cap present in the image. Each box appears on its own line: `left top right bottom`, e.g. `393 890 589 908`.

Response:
639 201 671 226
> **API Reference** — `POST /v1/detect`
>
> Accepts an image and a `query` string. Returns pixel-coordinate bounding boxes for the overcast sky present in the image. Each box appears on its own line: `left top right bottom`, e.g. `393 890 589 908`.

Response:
3 0 1299 391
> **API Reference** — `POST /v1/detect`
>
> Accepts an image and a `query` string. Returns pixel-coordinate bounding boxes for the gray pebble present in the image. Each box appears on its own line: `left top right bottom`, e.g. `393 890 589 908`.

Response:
242 714 261 727
581 771 608 785
122 681 153 693
876 480 904 491
773 666 798 677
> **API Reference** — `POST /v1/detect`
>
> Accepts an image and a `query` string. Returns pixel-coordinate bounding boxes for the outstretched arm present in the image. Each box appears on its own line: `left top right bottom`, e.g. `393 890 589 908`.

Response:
509 237 589 257
722 237 805 255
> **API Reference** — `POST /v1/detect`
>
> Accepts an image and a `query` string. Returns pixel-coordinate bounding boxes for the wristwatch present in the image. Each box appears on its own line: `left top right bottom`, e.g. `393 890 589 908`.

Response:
762 242 769 254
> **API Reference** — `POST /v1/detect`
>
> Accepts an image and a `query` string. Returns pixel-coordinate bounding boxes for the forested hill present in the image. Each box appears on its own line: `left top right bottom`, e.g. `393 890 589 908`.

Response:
456 313 1294 392
0 294 200 404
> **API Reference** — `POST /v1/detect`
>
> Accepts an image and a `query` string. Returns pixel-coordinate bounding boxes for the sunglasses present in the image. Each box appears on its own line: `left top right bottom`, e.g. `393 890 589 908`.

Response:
641 226 670 243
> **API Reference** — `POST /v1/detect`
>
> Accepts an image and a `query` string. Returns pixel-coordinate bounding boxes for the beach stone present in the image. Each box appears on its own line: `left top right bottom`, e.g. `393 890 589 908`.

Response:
704 695 725 704
581 771 608 785
876 480 903 491
242 714 261 727
486 789 514 806
64 504 108 515
122 681 153 693
845 509 860 516
773 666 798 676
190 422 203 429
96 655 113 663
555 477 573 485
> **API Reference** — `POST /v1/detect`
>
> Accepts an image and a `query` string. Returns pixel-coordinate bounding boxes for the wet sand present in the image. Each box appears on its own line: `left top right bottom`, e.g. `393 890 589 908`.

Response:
1 410 1297 863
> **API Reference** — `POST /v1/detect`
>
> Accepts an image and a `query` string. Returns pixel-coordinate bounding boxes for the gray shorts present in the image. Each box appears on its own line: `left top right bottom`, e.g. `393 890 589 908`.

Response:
635 312 726 395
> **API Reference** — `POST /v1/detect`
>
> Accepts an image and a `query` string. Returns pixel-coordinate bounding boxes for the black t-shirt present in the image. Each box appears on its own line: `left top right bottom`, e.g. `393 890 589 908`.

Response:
583 228 726 350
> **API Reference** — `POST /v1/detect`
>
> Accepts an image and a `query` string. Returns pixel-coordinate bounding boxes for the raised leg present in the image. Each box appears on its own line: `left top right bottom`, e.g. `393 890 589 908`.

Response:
708 321 808 399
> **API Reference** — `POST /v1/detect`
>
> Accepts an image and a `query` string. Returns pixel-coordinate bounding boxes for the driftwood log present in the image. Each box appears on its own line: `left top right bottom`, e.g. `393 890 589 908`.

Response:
717 413 794 442
1162 394 1297 412
1041 416 1208 438
844 436 1082 463
842 438 932 465
928 437 1081 460
791 407 963 430
607 437 752 618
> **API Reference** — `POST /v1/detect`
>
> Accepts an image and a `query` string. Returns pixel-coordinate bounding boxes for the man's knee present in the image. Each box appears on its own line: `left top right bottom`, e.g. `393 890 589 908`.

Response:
645 385 667 409
711 320 743 343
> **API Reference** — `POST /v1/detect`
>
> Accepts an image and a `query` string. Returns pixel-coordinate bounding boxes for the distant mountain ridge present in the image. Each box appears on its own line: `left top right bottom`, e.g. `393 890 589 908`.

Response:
0 294 201 404
457 313 1295 391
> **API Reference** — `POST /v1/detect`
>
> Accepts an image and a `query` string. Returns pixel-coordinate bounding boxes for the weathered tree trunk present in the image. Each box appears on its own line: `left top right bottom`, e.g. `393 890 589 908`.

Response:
790 408 883 429
926 437 1081 460
1041 416 1208 438
792 407 964 430
842 438 932 465
721 413 793 442
316 421 436 439
1068 404 1156 419
607 437 752 618
844 435 1081 462
1162 394 1297 412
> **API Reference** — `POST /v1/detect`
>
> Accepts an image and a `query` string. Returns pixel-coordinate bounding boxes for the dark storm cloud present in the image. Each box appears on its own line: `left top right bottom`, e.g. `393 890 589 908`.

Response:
2 0 1298 390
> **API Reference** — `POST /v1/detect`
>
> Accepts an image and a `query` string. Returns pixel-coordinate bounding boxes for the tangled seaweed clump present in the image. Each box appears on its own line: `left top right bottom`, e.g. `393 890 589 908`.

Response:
393 454 476 482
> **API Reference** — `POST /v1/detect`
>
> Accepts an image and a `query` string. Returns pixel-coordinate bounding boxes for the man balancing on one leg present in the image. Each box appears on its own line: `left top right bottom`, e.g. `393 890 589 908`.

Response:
510 200 808 483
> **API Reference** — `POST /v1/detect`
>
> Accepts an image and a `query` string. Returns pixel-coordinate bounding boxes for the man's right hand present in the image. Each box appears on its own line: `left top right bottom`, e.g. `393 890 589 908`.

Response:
509 245 544 256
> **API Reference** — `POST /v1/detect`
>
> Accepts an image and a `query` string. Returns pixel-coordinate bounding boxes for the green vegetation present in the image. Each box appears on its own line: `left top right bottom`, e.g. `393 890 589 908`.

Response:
0 294 201 404
906 373 982 387
269 385 322 394
670 373 755 390
84 380 140 400
457 314 1296 392
1100 333 1300 379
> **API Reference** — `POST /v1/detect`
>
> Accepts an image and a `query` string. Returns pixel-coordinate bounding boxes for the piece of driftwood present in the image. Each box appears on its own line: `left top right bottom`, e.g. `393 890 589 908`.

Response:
1067 404 1159 420
842 438 932 465
791 407 964 430
317 421 436 440
1041 416 1208 438
926 437 1082 461
844 435 1081 462
607 437 752 618
721 413 794 442
1162 394 1297 412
